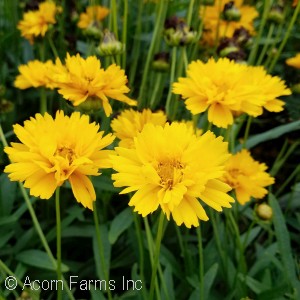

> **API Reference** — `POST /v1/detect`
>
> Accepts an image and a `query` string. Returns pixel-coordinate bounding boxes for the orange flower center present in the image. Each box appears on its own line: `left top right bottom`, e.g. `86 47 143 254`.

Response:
55 146 76 164
157 159 184 190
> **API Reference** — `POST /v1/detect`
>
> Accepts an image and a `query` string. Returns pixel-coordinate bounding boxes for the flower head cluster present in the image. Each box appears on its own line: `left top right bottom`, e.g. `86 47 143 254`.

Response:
222 150 274 205
17 1 62 44
54 53 136 116
77 5 109 29
286 53 300 69
172 58 291 128
4 111 115 210
111 122 234 228
111 109 167 148
200 0 258 45
14 60 58 90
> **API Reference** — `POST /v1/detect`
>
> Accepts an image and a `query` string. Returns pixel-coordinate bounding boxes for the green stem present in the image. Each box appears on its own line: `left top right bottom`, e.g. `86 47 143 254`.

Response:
186 0 195 26
48 36 59 58
129 0 143 87
242 116 252 149
150 72 163 109
149 212 165 300
144 218 161 300
275 165 300 197
133 214 148 300
138 0 168 108
196 225 204 300
0 124 75 300
55 188 62 300
165 47 177 119
121 0 128 70
40 87 47 115
256 23 275 66
93 203 113 300
268 1 300 73
247 0 271 65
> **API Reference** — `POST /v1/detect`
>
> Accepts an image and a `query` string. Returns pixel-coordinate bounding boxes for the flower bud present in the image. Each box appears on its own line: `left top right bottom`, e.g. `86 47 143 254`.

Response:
152 52 170 72
0 99 14 114
291 83 300 94
268 5 284 24
164 16 197 47
77 96 102 113
222 1 241 21
0 84 6 97
256 203 273 221
232 27 252 48
83 22 103 39
217 37 246 62
96 30 125 56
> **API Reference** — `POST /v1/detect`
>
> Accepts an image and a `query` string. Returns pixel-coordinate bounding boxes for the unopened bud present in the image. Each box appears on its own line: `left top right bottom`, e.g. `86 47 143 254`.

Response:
268 5 284 24
256 203 273 221
83 22 103 39
291 83 300 94
222 1 241 21
96 30 125 56
152 52 170 72
0 99 14 114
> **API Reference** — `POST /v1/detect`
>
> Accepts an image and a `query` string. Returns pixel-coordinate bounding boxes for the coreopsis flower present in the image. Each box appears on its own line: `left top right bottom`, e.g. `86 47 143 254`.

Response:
222 150 274 205
4 111 115 210
200 0 258 46
17 1 62 44
111 109 167 148
111 122 234 228
286 53 300 69
172 58 290 128
14 60 58 90
77 5 109 29
54 53 136 116
246 66 291 112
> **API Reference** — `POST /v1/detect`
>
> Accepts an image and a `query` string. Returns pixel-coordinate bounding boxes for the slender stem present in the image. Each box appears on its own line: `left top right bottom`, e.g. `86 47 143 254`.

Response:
0 259 24 287
268 1 300 73
247 0 271 65
55 188 62 300
144 218 161 300
48 36 59 58
256 23 275 66
121 0 128 70
133 214 148 300
196 225 204 300
138 0 168 108
0 124 75 300
150 72 163 109
186 0 195 26
275 165 300 197
129 0 143 87
93 203 113 300
40 87 47 115
242 116 252 149
165 47 177 119
149 212 165 300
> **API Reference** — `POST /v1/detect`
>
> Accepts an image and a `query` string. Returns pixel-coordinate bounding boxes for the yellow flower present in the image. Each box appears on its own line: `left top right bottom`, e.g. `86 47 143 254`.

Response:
54 53 136 116
111 109 167 148
200 0 258 45
4 111 115 210
222 150 274 205
77 5 110 29
111 123 234 228
14 60 58 90
286 53 300 69
247 66 291 112
172 58 290 128
17 1 61 44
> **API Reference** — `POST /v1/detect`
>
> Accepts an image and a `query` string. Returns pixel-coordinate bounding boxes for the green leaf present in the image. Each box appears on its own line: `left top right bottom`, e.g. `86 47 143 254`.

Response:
204 263 218 300
109 208 133 244
235 120 300 151
16 250 69 272
0 174 17 216
269 194 300 297
90 287 106 300
238 274 265 294
240 226 262 248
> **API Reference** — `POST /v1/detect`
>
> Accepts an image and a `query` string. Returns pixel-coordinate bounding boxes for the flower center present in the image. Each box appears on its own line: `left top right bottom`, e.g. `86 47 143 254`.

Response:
225 168 243 188
157 159 184 190
55 146 76 164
